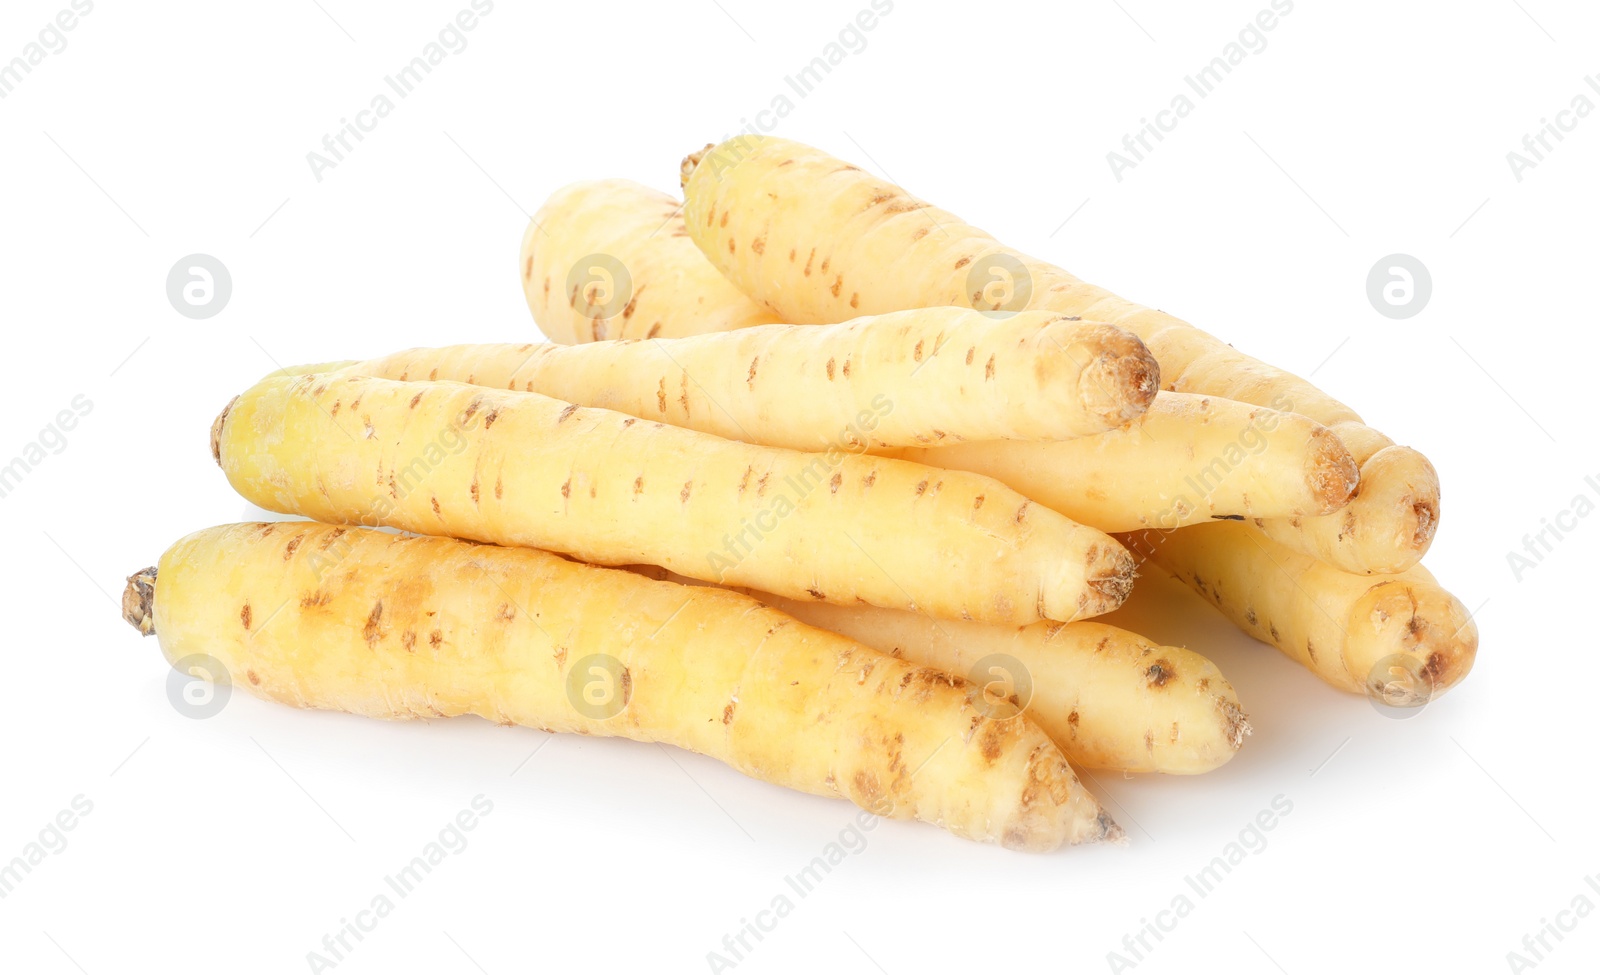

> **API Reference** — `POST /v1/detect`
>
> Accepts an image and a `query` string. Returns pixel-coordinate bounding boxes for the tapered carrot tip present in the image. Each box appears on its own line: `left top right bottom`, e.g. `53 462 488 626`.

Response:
1359 445 1441 557
1003 744 1125 851
1351 579 1478 706
1069 544 1138 621
1220 699 1253 750
122 567 158 636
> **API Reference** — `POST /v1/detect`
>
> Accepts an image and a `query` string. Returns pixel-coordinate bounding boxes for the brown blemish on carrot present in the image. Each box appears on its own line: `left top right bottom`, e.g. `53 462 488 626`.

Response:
240 602 252 629
1146 660 1174 687
863 470 876 488
283 536 303 560
954 256 972 269
756 472 770 496
829 471 842 493
430 495 441 516
914 480 928 496
747 357 759 386
560 479 571 500
985 354 996 380
557 403 579 424
633 476 644 496
830 275 842 298
913 340 924 362
979 722 1006 763
826 357 836 380
751 237 765 255
494 475 503 500
362 600 384 646
719 211 729 228
807 587 826 600
852 769 883 808
482 409 499 429
498 603 515 622
850 293 859 308
680 481 693 503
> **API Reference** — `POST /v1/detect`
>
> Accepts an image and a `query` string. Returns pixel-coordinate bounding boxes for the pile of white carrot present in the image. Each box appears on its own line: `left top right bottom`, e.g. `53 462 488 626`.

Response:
122 135 1476 852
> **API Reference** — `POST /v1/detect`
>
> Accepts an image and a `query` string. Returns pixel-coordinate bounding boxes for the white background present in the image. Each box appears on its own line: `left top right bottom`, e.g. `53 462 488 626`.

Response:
1 1 1594 972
